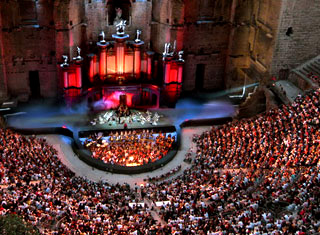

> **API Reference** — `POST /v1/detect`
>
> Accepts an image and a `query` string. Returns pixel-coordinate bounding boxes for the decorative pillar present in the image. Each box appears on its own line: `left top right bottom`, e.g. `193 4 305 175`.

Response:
177 51 184 84
60 56 70 89
177 61 184 83
163 57 172 84
146 51 154 80
161 51 185 107
112 33 129 81
73 50 83 88
132 41 144 79
97 41 109 80
116 42 125 75
74 64 82 88
88 53 95 83
62 68 69 88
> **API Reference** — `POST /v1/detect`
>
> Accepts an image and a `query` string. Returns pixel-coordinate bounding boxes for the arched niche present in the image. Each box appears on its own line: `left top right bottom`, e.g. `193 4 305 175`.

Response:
107 0 131 26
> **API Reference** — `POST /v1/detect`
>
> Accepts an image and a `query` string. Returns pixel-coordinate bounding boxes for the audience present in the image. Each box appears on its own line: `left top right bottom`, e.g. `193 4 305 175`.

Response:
307 71 320 84
144 88 320 234
145 165 181 183
0 88 320 234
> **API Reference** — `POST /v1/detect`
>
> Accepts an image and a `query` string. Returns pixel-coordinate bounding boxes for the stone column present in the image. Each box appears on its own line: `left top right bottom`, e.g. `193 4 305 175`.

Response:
60 64 70 89
163 57 172 84
112 34 129 76
87 53 95 83
0 9 7 100
177 61 184 83
146 51 154 80
97 41 109 80
132 41 144 79
74 63 82 88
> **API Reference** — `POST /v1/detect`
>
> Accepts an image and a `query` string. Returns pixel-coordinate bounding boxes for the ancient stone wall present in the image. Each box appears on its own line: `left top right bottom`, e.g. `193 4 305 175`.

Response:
0 0 57 100
183 0 233 91
151 0 233 91
1 0 318 101
271 0 320 77
227 0 282 90
0 4 8 100
84 0 151 48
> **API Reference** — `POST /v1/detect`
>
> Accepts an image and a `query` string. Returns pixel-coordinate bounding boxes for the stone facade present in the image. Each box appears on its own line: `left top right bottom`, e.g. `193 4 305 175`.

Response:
0 0 57 100
151 0 233 91
85 0 152 46
0 0 319 101
271 0 320 77
227 0 282 90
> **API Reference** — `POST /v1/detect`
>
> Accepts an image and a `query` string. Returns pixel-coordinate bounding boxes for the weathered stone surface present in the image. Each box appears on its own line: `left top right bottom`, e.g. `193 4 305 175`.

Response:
0 0 319 101
271 0 320 77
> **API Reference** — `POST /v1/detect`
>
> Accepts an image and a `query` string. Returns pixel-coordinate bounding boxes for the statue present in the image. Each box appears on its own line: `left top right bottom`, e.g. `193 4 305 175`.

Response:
72 46 82 61
116 20 126 35
172 40 176 55
61 55 69 67
99 31 106 43
135 29 142 43
178 51 184 62
163 43 171 57
76 46 81 59
113 7 123 26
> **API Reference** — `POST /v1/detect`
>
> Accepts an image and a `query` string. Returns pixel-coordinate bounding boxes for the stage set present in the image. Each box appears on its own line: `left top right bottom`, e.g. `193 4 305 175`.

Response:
61 19 184 111
56 20 185 173
4 15 234 174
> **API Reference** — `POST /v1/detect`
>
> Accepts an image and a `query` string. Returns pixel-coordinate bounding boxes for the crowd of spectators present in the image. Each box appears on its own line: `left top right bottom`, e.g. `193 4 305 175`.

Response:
0 88 320 234
0 129 72 185
143 88 320 234
0 129 159 234
83 129 176 166
307 72 320 85
145 165 181 183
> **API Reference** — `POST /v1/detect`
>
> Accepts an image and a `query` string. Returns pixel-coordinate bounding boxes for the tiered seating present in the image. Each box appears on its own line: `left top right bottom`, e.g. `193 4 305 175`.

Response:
0 88 320 234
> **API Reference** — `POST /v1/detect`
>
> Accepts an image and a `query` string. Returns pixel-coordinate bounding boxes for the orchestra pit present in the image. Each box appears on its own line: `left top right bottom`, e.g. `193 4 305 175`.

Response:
0 0 320 234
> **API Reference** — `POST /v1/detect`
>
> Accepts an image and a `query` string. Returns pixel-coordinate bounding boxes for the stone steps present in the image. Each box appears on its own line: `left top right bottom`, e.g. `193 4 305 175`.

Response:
290 54 320 90
272 80 302 104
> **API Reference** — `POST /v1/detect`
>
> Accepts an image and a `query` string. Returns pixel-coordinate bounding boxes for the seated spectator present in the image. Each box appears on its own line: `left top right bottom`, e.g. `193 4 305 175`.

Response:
1 88 320 234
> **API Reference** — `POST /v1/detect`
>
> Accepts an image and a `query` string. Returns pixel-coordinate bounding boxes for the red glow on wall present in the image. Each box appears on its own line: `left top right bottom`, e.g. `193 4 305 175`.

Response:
125 54 133 74
64 88 81 97
63 71 69 88
103 91 134 109
116 44 125 75
164 63 171 83
164 84 182 103
178 66 183 83
169 67 178 83
63 66 82 89
141 60 147 74
134 50 141 78
107 55 116 74
164 61 184 84
75 66 82 87
147 57 152 79
99 50 107 79
89 57 94 82
68 73 77 87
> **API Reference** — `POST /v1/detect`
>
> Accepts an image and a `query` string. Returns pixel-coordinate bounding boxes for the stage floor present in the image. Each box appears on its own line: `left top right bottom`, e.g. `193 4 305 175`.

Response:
5 97 236 132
